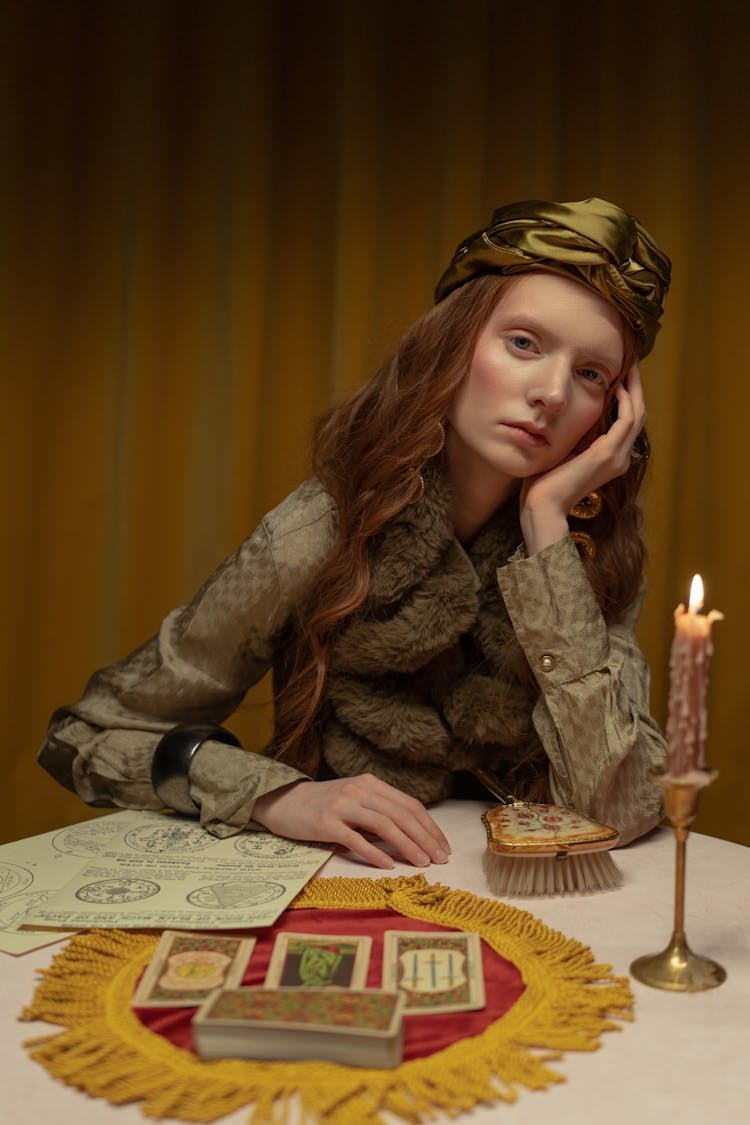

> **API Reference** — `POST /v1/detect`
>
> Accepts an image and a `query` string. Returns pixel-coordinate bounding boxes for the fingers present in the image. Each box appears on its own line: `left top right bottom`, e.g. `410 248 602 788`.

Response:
317 775 451 868
363 775 451 855
252 774 451 871
326 824 402 870
581 360 644 484
613 361 645 436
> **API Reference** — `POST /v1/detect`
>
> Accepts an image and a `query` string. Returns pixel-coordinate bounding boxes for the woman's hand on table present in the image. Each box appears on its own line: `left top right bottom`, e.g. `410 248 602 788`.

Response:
251 774 451 869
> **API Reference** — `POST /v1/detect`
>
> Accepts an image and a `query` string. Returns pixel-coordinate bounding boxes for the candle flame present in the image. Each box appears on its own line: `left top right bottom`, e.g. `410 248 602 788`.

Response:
688 574 704 612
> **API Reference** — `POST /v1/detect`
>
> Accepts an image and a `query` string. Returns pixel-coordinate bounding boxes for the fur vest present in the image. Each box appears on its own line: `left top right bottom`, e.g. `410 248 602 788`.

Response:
318 469 546 804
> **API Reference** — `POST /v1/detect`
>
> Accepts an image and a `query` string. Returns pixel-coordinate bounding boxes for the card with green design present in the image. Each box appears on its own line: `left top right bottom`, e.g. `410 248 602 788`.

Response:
381 930 485 1014
264 932 371 989
132 929 256 1008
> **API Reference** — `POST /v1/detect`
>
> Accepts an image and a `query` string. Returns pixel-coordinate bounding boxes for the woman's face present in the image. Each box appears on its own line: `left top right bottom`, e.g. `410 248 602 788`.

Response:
446 271 626 487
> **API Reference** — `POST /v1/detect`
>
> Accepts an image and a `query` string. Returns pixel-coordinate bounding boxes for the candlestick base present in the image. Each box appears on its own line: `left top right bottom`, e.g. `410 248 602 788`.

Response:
630 771 725 991
630 932 726 992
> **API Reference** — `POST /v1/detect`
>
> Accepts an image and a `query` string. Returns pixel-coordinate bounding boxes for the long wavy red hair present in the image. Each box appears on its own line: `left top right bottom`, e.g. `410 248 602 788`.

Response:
274 273 649 772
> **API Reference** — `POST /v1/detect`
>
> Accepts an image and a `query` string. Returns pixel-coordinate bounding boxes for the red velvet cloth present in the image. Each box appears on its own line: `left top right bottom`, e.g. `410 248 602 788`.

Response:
136 908 525 1061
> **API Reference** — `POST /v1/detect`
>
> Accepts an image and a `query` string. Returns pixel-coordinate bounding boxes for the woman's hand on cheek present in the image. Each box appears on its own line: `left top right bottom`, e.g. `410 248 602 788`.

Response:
519 362 646 554
251 775 452 870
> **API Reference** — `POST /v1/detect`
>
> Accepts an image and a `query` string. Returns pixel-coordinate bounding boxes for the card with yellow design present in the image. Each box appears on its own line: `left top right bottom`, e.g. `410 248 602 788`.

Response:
264 932 371 989
132 929 256 1008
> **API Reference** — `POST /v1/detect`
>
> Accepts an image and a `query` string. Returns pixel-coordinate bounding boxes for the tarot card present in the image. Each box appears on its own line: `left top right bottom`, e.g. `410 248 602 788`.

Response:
192 987 405 1067
264 932 372 989
132 929 256 1008
381 930 486 1014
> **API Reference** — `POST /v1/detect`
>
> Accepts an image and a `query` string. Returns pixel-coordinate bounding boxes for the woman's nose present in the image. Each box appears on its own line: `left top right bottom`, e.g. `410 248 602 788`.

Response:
526 359 569 412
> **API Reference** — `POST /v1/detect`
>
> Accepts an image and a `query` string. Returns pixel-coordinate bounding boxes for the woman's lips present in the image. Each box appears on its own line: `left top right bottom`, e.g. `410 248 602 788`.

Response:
501 422 550 447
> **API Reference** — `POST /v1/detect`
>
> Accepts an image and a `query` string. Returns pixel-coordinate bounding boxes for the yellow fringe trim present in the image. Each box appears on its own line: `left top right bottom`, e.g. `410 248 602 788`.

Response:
20 874 633 1124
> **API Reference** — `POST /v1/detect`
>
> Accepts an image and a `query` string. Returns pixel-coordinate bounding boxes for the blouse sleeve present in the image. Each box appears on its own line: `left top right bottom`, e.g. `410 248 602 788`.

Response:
496 535 666 845
38 481 336 836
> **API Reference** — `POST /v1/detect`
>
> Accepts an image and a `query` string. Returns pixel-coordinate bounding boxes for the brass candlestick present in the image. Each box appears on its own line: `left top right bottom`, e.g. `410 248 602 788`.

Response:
631 772 726 991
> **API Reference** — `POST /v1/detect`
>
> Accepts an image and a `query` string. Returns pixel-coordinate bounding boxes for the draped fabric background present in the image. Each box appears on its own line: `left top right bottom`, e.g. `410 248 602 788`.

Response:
2 0 749 846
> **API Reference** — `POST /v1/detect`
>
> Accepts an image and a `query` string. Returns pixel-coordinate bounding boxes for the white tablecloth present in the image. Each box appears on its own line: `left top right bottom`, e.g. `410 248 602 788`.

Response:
5 800 749 1125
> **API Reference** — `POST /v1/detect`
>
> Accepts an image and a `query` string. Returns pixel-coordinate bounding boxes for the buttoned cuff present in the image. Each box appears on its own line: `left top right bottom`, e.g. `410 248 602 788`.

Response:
496 535 609 688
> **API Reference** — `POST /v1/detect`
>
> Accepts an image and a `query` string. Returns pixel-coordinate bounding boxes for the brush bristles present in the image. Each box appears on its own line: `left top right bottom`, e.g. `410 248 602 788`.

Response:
483 850 623 896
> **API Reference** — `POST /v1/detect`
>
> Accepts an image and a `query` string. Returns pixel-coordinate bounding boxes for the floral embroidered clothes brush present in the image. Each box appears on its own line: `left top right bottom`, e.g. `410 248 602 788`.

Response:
472 768 623 896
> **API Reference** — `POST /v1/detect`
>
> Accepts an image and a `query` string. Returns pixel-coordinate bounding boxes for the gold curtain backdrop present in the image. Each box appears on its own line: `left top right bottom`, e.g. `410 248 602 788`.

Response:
2 0 748 846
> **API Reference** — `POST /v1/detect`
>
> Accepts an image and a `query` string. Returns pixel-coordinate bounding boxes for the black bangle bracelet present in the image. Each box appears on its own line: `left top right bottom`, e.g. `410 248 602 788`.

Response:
151 724 242 815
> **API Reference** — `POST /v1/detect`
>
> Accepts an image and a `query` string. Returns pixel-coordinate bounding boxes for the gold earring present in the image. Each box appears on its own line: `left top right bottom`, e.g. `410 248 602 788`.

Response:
570 530 596 558
409 421 446 504
568 491 602 520
409 474 425 504
568 491 602 558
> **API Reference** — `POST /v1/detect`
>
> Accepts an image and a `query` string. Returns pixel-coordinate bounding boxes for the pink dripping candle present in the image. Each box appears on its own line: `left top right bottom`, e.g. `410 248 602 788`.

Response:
665 575 723 778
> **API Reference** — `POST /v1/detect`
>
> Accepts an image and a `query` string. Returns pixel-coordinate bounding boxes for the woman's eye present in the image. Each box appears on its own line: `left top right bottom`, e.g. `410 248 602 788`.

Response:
511 335 534 351
579 367 605 385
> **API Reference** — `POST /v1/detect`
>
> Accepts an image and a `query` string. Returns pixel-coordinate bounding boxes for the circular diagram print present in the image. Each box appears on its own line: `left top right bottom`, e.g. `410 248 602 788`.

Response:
186 880 285 909
52 826 114 857
124 824 216 853
76 878 161 904
0 890 50 931
0 863 33 899
234 833 319 859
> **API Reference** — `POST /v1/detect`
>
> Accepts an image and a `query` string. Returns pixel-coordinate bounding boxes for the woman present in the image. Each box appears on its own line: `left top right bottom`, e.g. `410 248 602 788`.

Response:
39 197 671 870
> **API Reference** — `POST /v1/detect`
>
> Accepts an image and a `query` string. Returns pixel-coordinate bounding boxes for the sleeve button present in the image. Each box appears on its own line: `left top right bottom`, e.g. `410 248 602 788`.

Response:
539 654 554 673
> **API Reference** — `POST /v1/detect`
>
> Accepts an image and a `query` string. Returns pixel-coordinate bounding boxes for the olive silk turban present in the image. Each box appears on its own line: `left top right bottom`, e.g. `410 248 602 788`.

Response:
434 197 671 356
